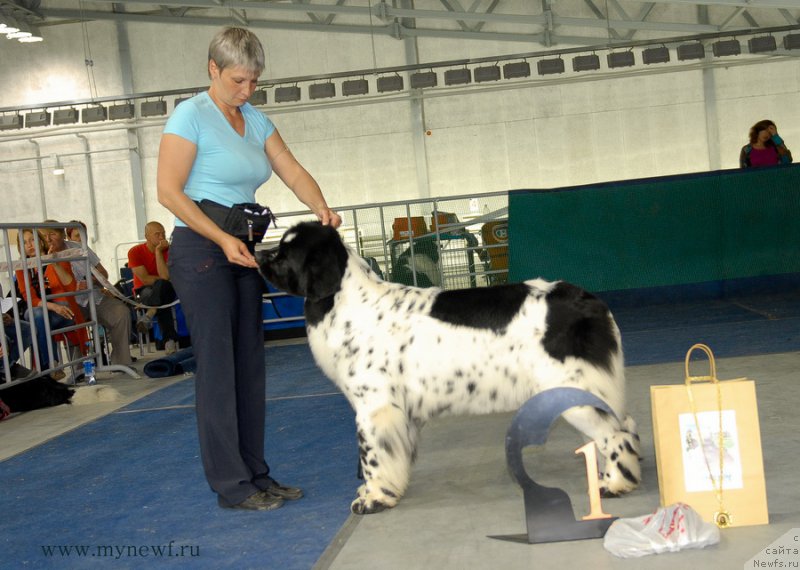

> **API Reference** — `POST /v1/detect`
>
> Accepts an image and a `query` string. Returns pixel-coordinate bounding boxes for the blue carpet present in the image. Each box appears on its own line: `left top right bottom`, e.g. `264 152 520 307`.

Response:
0 343 358 569
612 291 800 365
2 289 799 568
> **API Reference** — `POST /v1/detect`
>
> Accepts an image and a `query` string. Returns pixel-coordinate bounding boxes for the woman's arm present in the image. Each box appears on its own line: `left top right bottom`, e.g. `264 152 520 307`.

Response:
50 261 74 288
157 133 258 268
266 130 342 228
15 270 41 307
772 135 793 164
739 146 750 169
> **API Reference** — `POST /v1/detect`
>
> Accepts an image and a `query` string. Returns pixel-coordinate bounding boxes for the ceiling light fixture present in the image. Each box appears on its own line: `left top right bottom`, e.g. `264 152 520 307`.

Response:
377 75 404 92
0 11 20 35
0 114 22 130
248 89 267 106
474 65 501 83
537 58 565 75
52 108 79 125
82 105 107 123
712 39 741 57
309 83 336 100
677 43 705 60
444 68 471 86
18 23 42 43
274 86 301 103
140 100 167 117
410 71 437 89
502 61 530 79
25 110 50 127
108 102 135 120
572 54 600 72
607 51 635 68
784 34 800 50
642 46 670 64
342 78 369 96
748 36 777 53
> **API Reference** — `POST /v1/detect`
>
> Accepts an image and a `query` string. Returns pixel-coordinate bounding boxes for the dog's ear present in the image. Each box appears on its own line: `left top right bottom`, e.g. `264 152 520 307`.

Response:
300 225 348 301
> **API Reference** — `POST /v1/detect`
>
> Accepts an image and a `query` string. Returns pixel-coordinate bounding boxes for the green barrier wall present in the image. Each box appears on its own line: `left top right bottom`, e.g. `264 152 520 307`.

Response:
508 165 800 292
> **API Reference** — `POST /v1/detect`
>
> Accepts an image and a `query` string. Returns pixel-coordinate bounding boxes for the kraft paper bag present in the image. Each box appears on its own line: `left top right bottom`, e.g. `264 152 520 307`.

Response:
650 344 768 528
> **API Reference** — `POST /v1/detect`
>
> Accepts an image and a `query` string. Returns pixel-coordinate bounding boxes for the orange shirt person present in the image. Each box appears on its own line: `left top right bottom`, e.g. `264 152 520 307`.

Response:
15 230 89 368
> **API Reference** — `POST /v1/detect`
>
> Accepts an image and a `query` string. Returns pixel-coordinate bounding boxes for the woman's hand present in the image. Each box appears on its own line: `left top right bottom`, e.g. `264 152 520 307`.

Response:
47 302 74 320
317 208 342 229
219 234 258 268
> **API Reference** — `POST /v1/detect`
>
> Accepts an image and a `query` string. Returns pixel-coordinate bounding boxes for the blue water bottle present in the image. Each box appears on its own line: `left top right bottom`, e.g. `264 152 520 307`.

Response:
83 342 96 385
83 359 96 385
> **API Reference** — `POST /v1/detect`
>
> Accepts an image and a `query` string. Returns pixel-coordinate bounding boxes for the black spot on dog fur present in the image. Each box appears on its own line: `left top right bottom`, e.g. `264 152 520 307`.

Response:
379 439 394 457
429 284 530 332
617 461 640 485
541 282 618 372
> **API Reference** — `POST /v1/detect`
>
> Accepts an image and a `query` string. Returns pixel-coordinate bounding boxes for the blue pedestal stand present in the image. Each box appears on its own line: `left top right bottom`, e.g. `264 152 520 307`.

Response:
489 387 618 544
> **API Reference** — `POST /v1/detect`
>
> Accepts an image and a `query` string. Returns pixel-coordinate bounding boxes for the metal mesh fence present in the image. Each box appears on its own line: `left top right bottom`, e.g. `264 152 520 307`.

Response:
261 190 509 290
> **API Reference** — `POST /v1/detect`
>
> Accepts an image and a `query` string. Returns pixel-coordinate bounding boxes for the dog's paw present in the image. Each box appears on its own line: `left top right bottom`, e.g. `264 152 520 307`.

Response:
599 456 641 496
350 483 400 514
350 496 391 515
599 485 621 499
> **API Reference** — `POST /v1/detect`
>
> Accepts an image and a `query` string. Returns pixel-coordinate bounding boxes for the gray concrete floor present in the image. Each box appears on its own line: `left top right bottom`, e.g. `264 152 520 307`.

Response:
318 352 800 570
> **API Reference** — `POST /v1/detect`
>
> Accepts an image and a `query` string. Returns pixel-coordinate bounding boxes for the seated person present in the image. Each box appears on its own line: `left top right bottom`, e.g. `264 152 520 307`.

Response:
43 221 134 367
65 219 86 243
1 313 32 382
15 229 88 379
127 221 179 355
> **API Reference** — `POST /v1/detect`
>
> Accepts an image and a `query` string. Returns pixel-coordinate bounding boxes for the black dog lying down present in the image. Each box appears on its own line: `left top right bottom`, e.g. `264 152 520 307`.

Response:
1 376 74 413
258 222 641 515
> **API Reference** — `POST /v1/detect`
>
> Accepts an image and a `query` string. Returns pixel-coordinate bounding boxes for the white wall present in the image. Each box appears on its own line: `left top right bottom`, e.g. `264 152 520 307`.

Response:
1 17 799 280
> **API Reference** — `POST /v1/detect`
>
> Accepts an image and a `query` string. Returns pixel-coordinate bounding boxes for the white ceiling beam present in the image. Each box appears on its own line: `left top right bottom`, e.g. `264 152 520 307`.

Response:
626 0 800 8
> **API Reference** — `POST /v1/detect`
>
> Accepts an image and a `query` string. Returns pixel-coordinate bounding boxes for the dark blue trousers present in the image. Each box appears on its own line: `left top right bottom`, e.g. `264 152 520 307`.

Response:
169 227 270 505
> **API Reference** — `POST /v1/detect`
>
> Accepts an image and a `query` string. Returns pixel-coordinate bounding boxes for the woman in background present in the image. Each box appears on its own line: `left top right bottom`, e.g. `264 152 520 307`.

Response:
740 120 793 168
15 229 88 378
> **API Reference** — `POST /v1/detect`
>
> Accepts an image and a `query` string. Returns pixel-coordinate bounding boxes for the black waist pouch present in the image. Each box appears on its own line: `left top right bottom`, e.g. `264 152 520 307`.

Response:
197 199 276 243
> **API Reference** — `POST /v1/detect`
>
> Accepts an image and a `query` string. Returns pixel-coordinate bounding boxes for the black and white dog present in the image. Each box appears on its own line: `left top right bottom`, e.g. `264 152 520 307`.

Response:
258 222 641 514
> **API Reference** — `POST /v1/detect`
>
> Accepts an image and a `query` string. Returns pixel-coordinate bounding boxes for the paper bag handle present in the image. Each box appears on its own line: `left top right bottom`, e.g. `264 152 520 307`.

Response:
684 343 718 385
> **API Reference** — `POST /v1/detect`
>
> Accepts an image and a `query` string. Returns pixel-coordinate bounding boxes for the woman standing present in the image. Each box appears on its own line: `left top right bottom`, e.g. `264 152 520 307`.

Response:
157 27 341 511
740 120 793 168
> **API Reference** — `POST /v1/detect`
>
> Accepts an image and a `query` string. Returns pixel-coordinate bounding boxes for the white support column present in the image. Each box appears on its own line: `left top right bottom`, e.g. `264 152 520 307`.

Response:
699 5 720 171
115 14 148 238
703 67 720 171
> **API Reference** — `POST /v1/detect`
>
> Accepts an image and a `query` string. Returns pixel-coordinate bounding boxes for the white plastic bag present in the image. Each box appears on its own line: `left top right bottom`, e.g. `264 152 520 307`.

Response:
603 503 720 558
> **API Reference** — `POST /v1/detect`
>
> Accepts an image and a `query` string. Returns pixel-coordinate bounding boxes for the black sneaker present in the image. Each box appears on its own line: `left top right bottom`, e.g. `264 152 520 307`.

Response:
218 490 283 511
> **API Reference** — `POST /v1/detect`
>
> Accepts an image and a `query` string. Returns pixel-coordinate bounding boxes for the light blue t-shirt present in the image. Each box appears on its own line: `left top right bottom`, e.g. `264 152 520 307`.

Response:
162 91 276 227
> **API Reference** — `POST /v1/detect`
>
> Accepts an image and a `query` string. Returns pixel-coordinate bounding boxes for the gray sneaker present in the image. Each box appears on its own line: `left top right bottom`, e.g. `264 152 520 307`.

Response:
165 339 178 355
218 490 283 511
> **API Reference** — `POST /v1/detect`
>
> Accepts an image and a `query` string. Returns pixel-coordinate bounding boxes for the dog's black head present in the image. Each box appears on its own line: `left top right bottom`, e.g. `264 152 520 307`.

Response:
257 222 348 301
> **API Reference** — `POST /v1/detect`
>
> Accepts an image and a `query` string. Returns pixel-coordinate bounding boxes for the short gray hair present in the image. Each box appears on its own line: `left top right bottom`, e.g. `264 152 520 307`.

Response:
208 27 265 78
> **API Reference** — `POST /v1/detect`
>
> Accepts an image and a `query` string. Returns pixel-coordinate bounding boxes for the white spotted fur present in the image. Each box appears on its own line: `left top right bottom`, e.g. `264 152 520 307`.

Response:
310 256 639 514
